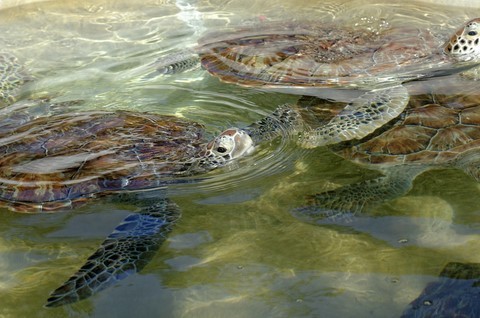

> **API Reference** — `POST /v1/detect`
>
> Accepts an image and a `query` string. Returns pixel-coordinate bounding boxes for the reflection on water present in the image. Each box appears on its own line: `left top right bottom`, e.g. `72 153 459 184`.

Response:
0 0 480 317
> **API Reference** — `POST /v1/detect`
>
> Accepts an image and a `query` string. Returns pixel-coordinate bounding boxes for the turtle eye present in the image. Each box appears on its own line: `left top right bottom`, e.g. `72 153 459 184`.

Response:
216 146 227 153
468 31 478 36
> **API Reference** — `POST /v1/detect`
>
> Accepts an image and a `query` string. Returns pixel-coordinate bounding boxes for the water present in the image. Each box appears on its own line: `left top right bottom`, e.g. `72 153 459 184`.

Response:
0 0 480 317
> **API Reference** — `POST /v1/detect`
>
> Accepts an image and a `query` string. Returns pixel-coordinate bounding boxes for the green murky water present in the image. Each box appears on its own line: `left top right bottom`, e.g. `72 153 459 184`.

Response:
0 0 479 317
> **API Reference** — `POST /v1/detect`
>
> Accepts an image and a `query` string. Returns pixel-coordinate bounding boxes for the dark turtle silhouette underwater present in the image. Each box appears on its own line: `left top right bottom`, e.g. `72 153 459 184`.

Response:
401 262 480 318
157 18 480 148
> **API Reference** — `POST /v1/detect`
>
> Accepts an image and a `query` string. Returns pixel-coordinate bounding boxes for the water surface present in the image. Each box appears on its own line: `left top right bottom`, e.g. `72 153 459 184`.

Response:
0 0 479 317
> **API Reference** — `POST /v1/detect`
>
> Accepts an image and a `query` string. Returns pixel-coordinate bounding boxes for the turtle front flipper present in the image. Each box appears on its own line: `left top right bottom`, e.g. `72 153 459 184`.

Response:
293 166 423 222
301 85 409 147
401 262 480 318
155 50 200 75
45 197 180 307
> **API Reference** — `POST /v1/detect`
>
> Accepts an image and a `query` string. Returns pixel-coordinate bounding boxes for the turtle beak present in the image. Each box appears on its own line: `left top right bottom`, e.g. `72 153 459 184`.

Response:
206 128 254 162
229 128 255 159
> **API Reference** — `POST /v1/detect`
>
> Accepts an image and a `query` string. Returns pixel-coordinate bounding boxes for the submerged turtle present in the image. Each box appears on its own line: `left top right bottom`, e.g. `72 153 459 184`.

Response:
0 109 257 307
157 18 480 147
401 262 480 317
285 89 480 219
284 92 480 316
235 86 480 317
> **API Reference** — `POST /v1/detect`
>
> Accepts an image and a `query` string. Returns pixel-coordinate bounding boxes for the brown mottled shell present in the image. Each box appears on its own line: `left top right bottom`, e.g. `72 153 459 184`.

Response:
0 111 207 211
332 93 480 166
198 23 446 88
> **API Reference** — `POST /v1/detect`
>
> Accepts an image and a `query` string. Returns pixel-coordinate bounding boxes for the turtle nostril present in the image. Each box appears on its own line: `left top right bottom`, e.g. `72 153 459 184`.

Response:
216 146 227 153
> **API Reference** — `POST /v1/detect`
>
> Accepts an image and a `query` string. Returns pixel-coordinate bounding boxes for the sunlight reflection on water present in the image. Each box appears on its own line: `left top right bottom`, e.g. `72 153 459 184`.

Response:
0 1 480 317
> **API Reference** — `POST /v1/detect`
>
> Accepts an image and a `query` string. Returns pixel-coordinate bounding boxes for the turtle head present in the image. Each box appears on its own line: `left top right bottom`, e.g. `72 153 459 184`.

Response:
205 128 254 164
444 18 480 61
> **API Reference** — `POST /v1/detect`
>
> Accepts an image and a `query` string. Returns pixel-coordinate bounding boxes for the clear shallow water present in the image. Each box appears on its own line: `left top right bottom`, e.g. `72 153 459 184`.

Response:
0 0 479 317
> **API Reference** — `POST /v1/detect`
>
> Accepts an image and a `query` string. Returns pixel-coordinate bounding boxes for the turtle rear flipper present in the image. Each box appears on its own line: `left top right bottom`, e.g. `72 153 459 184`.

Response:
401 262 480 318
45 196 180 307
155 50 200 75
293 166 423 222
301 85 409 147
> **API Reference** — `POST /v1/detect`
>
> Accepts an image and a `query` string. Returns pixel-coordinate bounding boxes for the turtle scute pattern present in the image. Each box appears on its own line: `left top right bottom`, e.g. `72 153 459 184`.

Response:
199 26 430 86
157 18 480 148
197 19 480 87
0 111 213 212
288 89 480 222
339 93 480 166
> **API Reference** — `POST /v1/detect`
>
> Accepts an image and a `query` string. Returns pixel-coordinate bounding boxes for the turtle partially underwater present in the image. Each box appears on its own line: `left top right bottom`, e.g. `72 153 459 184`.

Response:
0 109 257 307
285 92 480 317
237 87 480 317
157 18 480 147
287 90 480 219
0 50 300 307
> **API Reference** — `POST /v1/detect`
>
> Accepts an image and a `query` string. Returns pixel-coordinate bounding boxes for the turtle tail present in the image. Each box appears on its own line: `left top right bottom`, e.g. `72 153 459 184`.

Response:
155 50 200 75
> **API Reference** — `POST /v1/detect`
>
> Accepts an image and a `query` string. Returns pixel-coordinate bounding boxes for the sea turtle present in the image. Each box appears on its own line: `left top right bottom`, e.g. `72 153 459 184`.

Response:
157 18 480 147
206 85 480 217
0 109 256 307
282 89 480 220
401 262 480 317
238 87 480 317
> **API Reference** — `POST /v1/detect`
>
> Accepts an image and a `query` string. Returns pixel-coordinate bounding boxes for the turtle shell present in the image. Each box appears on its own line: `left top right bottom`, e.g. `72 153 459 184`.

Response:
0 111 208 211
198 23 447 88
298 92 480 167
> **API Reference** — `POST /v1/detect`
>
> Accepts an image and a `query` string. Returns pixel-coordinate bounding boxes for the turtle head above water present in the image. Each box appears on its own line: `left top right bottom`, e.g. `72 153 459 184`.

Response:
444 18 480 61
205 128 254 164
